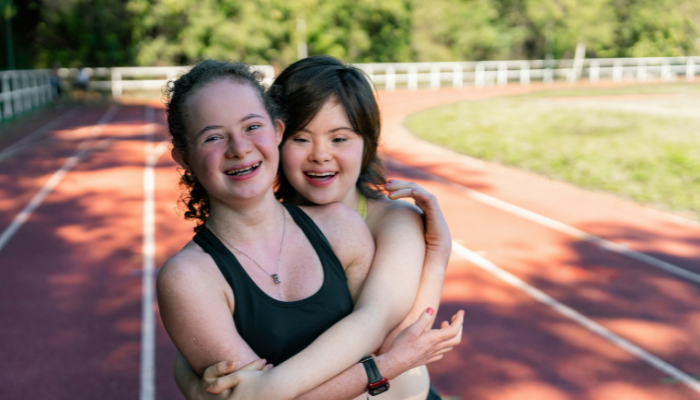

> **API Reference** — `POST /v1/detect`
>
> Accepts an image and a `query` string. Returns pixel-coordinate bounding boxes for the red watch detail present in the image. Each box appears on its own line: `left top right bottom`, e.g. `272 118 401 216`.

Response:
368 378 390 396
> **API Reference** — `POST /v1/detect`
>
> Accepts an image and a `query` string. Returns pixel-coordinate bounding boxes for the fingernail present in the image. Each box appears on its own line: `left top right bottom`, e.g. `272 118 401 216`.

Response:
226 360 234 368
412 189 418 193
427 307 435 316
265 363 274 370
208 383 215 392
388 191 395 195
261 359 267 366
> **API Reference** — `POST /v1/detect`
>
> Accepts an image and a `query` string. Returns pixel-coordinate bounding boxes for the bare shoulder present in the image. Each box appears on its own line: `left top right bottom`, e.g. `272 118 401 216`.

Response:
299 202 368 240
367 197 424 235
157 241 226 298
298 202 374 269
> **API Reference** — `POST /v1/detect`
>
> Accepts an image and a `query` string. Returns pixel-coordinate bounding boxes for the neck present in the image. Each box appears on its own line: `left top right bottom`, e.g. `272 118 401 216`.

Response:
291 187 361 209
206 188 284 244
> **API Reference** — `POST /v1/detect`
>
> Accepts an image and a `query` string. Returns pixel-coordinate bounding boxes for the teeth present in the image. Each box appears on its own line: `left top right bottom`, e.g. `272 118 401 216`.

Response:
306 172 337 177
226 162 260 176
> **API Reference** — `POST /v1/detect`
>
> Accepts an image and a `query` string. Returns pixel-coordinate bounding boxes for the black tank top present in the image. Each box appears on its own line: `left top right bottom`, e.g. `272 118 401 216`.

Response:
193 202 354 366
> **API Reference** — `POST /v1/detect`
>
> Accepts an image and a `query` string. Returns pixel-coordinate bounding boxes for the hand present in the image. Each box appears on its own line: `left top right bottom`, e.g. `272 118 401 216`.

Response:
385 180 452 263
384 307 463 372
204 359 271 398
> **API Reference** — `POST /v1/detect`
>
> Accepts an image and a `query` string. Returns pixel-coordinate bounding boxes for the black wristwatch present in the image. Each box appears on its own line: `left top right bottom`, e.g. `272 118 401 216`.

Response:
359 356 390 396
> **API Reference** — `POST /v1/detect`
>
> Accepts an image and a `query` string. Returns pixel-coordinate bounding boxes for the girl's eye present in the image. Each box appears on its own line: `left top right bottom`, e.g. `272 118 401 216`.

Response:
204 135 222 142
293 137 309 143
332 137 347 143
246 124 261 132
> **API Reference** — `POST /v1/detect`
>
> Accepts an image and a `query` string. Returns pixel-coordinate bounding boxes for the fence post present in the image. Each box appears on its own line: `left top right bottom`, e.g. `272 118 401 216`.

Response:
475 62 485 87
661 61 672 81
520 61 530 86
613 60 623 82
365 66 374 83
430 64 440 89
544 63 553 85
636 60 646 81
590 60 599 82
111 69 123 100
408 65 418 91
686 58 695 81
386 66 395 92
1 72 11 121
497 62 507 86
452 63 463 88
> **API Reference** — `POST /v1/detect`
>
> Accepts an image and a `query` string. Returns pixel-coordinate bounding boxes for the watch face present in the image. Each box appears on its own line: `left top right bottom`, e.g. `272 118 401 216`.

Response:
368 384 389 396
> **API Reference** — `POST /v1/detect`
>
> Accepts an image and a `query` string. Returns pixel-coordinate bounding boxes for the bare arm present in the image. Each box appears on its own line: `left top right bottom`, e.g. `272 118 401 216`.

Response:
377 181 452 354
207 309 464 400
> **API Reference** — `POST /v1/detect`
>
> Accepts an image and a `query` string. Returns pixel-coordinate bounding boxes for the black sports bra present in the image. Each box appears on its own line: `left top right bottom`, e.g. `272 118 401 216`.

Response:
193 202 354 365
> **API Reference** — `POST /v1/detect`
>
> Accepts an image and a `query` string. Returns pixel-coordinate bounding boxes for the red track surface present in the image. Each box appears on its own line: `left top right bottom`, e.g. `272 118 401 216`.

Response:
1 85 699 400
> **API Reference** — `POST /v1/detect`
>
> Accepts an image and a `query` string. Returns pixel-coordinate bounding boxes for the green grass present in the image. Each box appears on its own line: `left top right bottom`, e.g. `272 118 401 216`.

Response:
405 83 700 219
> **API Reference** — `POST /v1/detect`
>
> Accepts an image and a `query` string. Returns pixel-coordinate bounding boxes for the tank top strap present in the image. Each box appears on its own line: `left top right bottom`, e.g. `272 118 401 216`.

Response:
192 227 247 293
281 202 346 282
357 193 368 221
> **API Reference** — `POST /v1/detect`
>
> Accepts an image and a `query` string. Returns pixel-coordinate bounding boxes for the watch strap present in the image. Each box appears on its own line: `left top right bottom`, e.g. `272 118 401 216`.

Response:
359 356 383 384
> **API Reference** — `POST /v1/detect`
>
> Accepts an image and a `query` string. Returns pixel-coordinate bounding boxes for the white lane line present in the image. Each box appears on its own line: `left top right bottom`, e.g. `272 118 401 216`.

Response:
140 105 169 400
452 241 700 394
0 106 81 163
390 158 700 285
0 106 119 254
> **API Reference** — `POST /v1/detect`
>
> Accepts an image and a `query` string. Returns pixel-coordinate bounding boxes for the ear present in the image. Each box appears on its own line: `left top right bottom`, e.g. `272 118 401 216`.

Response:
171 148 191 171
274 119 285 145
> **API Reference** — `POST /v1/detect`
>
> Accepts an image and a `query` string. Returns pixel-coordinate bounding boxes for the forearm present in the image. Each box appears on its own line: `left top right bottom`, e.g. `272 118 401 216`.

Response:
262 305 392 399
174 352 201 400
378 253 447 355
294 353 402 400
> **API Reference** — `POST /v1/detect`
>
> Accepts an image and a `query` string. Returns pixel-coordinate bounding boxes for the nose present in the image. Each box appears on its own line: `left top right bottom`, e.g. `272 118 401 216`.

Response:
310 140 331 164
225 132 253 159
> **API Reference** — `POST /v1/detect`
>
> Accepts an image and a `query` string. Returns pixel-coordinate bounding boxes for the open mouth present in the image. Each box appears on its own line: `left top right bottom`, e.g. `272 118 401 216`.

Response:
225 162 261 177
304 171 338 181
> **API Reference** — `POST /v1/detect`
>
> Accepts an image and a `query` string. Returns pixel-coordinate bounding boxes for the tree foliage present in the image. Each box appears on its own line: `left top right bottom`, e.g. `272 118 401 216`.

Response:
11 0 700 69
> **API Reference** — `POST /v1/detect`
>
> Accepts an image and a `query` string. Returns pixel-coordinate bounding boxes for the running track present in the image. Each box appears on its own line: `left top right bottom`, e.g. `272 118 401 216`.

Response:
1 84 699 400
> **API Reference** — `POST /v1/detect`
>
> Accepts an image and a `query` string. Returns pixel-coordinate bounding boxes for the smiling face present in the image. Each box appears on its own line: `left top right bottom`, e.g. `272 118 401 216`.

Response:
173 79 283 207
280 98 364 207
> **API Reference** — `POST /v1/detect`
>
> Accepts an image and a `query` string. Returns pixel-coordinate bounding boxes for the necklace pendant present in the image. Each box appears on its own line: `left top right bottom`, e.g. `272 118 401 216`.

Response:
271 274 281 285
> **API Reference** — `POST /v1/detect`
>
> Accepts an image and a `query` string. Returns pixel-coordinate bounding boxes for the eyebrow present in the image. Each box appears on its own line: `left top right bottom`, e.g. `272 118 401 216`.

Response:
195 114 267 138
301 126 356 134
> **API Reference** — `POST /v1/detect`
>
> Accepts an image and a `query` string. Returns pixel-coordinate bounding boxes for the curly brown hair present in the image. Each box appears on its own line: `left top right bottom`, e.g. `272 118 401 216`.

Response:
164 59 281 232
268 55 386 202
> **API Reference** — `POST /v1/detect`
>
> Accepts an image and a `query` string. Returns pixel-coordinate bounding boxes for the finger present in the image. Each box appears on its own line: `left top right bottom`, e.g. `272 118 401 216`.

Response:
387 188 415 200
384 179 420 191
407 307 437 335
237 358 267 372
202 360 236 380
431 311 464 342
207 371 246 395
424 354 444 364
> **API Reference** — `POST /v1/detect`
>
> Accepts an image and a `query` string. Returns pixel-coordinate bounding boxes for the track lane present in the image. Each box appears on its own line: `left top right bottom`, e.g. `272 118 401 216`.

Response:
0 105 161 400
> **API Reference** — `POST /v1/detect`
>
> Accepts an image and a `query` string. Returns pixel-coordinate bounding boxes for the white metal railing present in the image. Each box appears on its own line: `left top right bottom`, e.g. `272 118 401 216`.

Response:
354 56 700 91
0 69 54 123
2 56 698 124
56 65 276 100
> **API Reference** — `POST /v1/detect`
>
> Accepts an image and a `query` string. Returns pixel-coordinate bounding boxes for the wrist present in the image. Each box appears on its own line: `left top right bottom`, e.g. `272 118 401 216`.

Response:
373 352 402 381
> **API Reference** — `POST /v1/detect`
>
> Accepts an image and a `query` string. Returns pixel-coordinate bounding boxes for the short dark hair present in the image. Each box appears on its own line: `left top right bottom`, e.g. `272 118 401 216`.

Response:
269 55 386 202
164 59 280 232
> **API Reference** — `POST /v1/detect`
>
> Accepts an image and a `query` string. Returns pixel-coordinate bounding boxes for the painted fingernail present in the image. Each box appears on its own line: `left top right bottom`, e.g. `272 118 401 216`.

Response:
427 307 435 316
412 189 418 193
226 360 234 368
208 383 216 392
389 191 395 195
